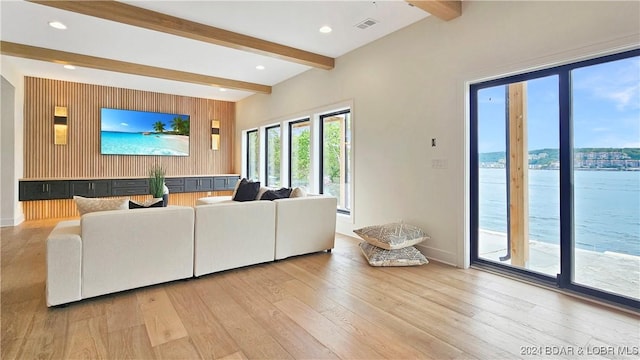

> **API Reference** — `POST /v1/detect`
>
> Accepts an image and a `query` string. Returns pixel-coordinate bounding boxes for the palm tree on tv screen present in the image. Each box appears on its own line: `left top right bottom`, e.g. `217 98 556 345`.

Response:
170 116 190 136
152 121 166 133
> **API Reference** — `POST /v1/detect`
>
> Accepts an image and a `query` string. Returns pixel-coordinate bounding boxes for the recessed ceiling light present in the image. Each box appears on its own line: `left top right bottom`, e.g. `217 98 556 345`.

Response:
256 65 265 70
319 25 332 34
63 65 75 70
48 21 67 30
219 88 227 92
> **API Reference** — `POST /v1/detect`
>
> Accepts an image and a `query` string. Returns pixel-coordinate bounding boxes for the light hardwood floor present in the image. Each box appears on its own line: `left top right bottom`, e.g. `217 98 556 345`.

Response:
2 219 639 359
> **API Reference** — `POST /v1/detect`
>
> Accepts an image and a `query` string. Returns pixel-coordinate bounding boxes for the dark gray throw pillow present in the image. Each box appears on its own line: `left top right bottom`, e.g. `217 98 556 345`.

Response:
233 178 261 201
260 187 292 200
129 198 163 209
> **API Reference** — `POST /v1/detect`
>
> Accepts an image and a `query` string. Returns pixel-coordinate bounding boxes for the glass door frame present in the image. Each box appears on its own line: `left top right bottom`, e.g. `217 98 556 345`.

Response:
470 48 640 310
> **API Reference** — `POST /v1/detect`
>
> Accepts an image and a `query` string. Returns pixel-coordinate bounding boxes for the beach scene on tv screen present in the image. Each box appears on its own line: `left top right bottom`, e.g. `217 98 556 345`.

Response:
101 108 190 156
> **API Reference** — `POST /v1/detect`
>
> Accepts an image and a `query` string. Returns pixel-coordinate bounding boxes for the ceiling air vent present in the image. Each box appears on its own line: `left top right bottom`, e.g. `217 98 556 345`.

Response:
355 18 379 30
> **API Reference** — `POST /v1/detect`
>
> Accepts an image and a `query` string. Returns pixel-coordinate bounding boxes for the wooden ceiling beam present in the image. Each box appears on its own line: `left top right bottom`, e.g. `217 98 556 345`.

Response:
406 1 462 21
0 41 271 94
28 0 335 70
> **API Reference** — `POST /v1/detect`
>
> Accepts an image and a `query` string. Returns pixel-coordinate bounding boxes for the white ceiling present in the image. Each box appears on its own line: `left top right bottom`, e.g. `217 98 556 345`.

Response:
0 0 429 102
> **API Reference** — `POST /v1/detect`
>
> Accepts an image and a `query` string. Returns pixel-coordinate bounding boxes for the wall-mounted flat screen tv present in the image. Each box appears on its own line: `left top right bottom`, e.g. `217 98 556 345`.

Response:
100 108 190 156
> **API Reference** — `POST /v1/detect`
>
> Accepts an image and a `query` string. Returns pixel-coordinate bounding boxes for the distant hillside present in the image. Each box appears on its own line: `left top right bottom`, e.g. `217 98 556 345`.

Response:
480 148 640 162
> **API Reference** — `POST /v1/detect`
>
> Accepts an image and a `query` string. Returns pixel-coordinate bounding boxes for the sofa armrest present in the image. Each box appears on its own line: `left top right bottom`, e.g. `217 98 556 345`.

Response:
46 220 82 306
274 196 337 260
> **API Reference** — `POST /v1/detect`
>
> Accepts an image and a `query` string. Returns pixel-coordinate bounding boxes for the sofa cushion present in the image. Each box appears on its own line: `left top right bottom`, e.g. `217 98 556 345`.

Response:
353 222 429 250
74 196 129 215
359 242 428 267
233 179 260 202
260 187 292 200
129 198 163 209
196 196 233 205
290 187 307 198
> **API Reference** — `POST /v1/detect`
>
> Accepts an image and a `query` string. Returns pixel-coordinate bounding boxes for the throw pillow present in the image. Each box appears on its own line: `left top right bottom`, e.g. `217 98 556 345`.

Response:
129 198 163 209
290 187 307 198
233 178 260 202
260 187 293 200
353 222 429 250
74 196 129 215
359 242 429 267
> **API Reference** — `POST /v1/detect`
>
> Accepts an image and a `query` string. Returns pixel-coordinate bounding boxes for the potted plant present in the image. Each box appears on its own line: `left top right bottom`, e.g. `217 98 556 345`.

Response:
148 164 167 206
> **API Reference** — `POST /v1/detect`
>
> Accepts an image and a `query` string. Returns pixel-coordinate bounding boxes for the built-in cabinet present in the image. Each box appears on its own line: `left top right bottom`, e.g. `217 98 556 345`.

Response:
19 181 69 200
19 175 239 201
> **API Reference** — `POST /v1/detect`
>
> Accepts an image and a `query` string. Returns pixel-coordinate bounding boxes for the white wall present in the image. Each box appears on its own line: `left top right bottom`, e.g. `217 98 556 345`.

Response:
1 58 25 226
235 1 640 267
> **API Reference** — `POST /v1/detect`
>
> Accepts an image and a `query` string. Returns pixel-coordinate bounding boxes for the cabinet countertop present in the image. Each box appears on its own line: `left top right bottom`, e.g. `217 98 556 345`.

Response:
20 174 240 181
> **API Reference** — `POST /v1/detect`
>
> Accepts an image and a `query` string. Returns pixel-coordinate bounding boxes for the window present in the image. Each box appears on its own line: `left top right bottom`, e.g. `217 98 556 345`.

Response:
470 49 639 308
242 105 353 216
289 119 311 189
265 125 281 187
320 110 352 214
246 129 259 181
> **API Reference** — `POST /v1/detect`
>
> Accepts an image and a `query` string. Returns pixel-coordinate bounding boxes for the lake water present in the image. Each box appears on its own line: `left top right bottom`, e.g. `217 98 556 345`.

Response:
479 168 640 256
101 131 189 156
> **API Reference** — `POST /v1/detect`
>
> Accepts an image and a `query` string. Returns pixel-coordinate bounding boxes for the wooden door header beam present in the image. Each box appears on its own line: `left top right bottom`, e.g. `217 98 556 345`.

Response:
28 0 335 70
0 41 271 94
406 1 462 21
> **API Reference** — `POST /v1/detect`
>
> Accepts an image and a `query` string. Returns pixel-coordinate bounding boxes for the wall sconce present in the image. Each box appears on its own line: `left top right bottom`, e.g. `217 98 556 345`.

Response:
211 120 220 150
54 106 68 145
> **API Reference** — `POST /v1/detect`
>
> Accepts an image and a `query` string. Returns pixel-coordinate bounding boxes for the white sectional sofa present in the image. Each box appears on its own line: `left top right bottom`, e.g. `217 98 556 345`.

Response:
46 206 195 306
46 193 337 306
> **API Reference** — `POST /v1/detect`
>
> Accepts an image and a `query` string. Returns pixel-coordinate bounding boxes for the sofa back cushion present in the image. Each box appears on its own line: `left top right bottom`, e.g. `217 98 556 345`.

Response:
80 206 194 299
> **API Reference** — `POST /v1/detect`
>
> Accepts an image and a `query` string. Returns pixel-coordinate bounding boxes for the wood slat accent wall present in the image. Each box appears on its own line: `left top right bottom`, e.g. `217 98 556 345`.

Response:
24 77 235 179
22 77 236 220
22 191 232 220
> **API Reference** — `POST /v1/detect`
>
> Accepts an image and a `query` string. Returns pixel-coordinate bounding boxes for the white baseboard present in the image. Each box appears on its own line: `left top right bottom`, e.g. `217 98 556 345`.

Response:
415 243 458 267
1 213 25 227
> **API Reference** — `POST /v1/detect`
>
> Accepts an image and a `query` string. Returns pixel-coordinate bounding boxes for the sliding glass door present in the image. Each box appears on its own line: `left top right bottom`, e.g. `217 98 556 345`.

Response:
570 57 640 300
471 49 639 308
475 76 560 278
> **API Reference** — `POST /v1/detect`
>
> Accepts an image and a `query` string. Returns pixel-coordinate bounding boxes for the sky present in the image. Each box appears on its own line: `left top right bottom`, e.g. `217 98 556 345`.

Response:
101 108 189 133
477 56 640 153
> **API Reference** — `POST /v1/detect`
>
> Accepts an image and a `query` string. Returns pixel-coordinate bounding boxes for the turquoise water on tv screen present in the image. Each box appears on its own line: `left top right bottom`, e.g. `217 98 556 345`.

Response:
101 131 189 156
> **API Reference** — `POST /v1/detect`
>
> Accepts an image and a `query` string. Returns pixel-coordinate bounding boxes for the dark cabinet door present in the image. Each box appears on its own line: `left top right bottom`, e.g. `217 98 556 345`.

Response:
92 181 112 197
225 176 240 190
70 181 92 197
111 179 149 196
70 180 112 197
48 182 70 199
184 178 200 192
199 177 214 191
164 177 184 193
213 177 227 190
